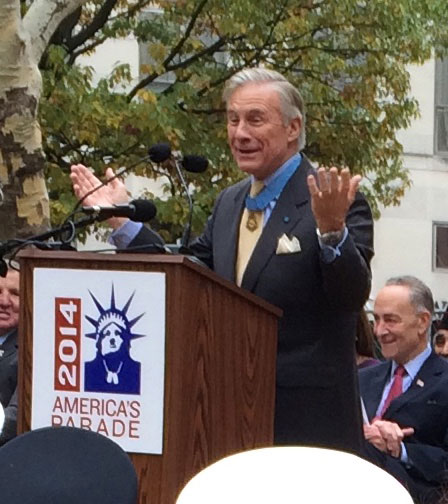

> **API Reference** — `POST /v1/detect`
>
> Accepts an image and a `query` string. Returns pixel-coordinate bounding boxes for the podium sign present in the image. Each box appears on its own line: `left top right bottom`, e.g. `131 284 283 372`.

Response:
18 250 280 504
31 268 166 455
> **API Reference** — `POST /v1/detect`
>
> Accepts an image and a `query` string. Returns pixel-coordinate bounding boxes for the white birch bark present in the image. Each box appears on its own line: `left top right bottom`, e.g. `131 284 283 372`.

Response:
0 0 85 240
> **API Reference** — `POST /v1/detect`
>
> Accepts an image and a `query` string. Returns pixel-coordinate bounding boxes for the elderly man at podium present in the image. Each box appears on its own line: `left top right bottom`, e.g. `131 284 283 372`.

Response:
71 67 374 453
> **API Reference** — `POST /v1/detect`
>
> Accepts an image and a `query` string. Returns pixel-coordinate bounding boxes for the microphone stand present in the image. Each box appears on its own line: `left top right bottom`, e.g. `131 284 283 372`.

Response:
0 215 99 277
173 159 193 254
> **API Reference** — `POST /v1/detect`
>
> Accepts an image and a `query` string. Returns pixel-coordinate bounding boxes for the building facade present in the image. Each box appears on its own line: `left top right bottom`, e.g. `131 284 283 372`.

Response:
372 58 448 314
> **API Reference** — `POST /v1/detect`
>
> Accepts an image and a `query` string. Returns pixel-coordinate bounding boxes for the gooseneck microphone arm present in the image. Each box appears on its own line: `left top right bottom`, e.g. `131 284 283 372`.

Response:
81 199 157 222
173 159 194 251
0 142 176 275
0 214 100 277
0 197 160 276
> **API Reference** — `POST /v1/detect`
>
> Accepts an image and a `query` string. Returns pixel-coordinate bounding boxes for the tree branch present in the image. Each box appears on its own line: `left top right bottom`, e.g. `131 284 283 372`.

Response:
194 0 287 96
23 0 86 62
49 6 82 46
125 0 209 95
127 33 236 100
307 113 373 126
65 0 118 52
67 35 108 65
164 0 209 68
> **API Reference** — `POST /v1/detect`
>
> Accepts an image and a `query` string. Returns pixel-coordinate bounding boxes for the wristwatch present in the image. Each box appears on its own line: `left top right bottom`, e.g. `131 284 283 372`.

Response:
316 227 345 247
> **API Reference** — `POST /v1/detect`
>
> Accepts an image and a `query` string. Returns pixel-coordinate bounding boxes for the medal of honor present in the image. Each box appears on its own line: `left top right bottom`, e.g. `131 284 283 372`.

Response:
246 211 259 232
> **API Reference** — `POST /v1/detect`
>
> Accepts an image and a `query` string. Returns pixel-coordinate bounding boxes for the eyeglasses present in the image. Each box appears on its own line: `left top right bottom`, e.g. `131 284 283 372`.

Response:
434 333 447 346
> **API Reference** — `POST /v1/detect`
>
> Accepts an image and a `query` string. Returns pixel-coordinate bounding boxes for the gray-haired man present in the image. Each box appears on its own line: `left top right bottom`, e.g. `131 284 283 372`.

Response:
360 276 448 503
71 67 374 452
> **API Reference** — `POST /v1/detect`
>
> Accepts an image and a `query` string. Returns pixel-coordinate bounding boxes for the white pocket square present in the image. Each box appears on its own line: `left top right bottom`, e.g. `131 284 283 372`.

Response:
276 234 301 255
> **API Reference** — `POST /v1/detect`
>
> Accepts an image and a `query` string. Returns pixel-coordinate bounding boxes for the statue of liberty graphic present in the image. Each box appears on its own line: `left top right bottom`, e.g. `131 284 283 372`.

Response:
84 285 145 394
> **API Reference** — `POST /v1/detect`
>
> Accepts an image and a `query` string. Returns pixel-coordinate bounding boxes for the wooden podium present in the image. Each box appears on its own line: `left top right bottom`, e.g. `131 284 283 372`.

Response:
17 249 281 503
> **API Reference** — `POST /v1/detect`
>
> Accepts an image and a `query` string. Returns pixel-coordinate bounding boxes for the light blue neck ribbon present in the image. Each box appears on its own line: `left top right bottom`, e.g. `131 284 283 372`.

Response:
245 153 302 211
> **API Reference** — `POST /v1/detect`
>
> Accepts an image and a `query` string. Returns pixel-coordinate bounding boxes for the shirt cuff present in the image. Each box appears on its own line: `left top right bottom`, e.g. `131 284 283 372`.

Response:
109 220 143 249
400 442 409 464
317 227 349 264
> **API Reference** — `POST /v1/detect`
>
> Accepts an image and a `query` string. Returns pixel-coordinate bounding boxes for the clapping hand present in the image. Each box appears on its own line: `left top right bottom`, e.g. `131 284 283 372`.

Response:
364 419 414 458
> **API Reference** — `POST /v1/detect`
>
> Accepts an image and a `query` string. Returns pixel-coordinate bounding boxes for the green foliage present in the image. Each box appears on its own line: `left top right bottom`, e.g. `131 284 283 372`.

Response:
40 0 448 239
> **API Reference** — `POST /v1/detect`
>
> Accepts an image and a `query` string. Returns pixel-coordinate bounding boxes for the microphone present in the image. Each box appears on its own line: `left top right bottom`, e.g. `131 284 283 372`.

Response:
81 199 157 222
176 155 208 250
148 143 172 163
149 143 208 173
147 142 209 252
182 155 208 173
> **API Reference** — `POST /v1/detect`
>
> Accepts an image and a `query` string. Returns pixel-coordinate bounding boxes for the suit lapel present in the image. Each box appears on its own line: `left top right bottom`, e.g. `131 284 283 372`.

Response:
241 156 312 292
0 329 17 359
362 362 391 421
385 352 444 418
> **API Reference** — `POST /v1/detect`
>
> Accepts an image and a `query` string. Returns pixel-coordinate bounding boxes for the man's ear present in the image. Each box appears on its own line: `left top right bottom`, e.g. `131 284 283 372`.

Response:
287 116 301 144
417 310 431 336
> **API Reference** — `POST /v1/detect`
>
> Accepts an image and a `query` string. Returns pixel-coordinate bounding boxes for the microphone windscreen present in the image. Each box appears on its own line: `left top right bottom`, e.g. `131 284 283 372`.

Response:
148 143 171 163
182 155 208 173
130 199 157 222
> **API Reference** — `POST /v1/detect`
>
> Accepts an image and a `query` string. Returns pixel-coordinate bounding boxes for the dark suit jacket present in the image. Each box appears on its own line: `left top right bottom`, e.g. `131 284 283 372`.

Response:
0 386 17 445
359 353 448 498
0 329 18 445
131 155 374 452
0 329 17 409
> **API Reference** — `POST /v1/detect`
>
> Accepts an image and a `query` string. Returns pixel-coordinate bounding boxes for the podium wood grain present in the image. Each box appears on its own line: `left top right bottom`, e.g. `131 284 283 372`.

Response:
18 250 280 503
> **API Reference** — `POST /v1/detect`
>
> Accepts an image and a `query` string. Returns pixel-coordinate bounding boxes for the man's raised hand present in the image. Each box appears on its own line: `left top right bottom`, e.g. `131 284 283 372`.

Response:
307 167 361 234
70 164 129 229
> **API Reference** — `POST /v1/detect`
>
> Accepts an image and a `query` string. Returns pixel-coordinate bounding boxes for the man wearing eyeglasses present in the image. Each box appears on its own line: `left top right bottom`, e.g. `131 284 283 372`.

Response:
433 313 448 359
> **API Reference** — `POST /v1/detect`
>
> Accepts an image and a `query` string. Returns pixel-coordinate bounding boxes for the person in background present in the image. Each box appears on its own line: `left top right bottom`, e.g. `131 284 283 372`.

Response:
356 309 380 369
0 265 19 445
360 276 448 504
432 309 448 359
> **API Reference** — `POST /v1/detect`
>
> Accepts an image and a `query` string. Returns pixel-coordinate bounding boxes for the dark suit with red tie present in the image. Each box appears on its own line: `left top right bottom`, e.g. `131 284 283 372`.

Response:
359 352 448 502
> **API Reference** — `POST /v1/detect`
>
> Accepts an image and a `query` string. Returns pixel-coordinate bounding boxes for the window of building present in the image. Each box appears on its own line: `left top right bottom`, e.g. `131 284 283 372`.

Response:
435 58 448 156
433 222 448 270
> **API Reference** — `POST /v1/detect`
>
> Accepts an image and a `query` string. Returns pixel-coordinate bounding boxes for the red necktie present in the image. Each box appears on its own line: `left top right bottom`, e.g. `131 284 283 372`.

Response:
380 365 407 417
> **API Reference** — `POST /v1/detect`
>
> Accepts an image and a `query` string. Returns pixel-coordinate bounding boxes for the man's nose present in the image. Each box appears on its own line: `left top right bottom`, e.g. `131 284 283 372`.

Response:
234 120 251 139
0 292 10 306
374 320 387 337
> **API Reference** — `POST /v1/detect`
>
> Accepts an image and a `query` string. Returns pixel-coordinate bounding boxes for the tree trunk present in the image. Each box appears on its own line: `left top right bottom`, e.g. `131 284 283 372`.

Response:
0 0 49 240
0 0 85 241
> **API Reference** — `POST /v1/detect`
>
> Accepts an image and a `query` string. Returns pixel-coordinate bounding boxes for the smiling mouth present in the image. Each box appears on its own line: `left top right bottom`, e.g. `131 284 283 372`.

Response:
379 335 396 345
237 149 258 155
